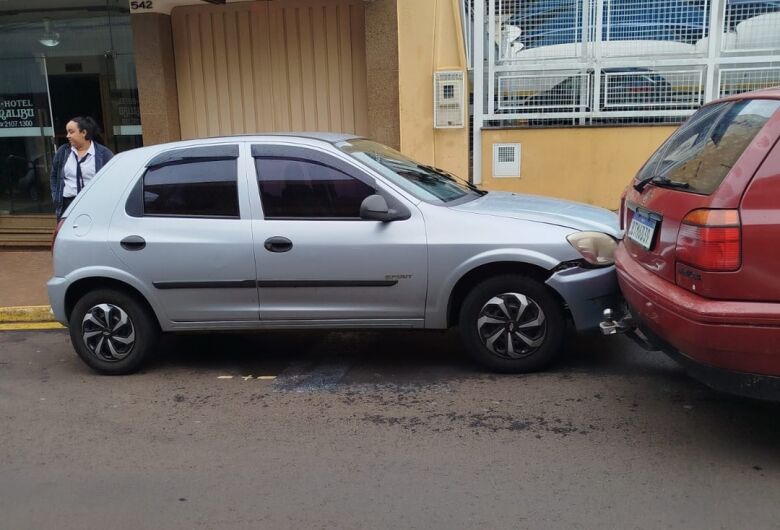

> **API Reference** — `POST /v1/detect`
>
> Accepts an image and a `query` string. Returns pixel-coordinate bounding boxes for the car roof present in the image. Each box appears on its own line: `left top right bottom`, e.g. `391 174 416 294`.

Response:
207 132 361 143
712 86 780 105
119 132 364 161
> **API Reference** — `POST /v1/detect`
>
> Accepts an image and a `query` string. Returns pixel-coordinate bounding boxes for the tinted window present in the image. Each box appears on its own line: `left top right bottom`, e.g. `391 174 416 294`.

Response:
256 157 375 218
638 99 780 194
144 159 239 217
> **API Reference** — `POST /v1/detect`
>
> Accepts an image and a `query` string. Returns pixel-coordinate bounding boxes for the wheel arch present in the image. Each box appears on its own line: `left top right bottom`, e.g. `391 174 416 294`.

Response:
65 277 162 330
446 261 569 328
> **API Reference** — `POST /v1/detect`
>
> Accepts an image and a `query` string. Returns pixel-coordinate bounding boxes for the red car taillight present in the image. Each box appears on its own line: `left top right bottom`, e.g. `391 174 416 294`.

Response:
676 209 741 271
51 218 65 251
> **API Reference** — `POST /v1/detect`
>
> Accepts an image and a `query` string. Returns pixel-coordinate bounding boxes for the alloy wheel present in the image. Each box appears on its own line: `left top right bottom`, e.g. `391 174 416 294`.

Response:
476 292 547 359
81 303 136 362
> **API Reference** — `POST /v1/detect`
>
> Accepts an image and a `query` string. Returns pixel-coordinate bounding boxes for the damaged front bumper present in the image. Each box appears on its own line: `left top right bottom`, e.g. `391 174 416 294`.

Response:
544 264 621 332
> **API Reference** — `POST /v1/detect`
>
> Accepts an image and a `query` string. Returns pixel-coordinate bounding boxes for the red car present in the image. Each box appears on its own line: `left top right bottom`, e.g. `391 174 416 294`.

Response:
602 88 780 400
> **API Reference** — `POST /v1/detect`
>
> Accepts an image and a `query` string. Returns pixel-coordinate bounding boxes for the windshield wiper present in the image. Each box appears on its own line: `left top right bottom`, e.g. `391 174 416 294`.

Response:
634 175 689 192
418 164 487 195
418 164 455 180
633 175 653 192
652 176 689 189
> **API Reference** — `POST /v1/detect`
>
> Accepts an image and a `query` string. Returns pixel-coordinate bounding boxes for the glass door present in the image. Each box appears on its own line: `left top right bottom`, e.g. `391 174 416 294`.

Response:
0 0 142 219
47 53 142 156
0 56 54 215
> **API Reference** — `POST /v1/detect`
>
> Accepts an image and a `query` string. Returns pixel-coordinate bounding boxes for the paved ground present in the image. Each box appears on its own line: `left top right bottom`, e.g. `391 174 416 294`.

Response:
1 329 779 529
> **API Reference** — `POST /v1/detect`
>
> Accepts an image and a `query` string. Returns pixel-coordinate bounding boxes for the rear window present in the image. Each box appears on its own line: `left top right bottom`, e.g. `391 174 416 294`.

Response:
143 159 239 217
638 99 780 194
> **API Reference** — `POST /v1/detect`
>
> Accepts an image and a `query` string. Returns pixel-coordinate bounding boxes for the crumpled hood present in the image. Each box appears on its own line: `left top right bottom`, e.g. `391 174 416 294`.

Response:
452 191 621 237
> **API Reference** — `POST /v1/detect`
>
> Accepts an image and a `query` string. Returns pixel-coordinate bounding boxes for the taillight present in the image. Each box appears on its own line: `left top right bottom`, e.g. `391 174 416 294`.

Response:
675 209 740 271
51 218 65 251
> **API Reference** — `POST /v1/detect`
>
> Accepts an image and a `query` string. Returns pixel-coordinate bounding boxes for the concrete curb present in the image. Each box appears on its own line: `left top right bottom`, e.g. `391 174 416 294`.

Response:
0 305 56 323
0 322 64 330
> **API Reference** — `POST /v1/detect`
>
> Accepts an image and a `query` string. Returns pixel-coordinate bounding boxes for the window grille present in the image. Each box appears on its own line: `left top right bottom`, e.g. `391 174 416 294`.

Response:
492 143 520 176
474 0 780 128
719 66 780 97
601 68 704 110
601 0 708 56
497 0 588 61
497 145 514 161
723 0 780 52
497 71 590 112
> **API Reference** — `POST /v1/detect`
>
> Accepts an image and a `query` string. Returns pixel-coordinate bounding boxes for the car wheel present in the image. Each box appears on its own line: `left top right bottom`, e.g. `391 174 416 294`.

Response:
459 275 565 373
69 288 159 375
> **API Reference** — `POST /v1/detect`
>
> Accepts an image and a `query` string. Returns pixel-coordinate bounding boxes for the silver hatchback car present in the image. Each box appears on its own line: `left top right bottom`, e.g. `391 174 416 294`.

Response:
49 133 620 375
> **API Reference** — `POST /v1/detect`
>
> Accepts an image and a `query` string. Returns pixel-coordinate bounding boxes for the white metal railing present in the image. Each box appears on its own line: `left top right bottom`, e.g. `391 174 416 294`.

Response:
719 65 780 96
723 0 780 52
461 0 475 69
471 0 780 124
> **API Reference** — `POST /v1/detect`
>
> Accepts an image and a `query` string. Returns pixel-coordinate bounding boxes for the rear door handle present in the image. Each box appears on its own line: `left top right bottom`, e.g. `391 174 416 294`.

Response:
120 235 146 251
264 236 293 253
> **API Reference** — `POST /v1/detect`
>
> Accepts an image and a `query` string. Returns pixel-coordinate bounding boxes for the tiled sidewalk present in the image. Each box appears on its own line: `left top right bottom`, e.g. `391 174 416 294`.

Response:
0 251 59 329
0 250 52 307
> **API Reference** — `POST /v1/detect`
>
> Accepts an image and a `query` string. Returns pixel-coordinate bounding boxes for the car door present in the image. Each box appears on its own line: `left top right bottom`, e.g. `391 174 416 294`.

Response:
248 142 428 323
108 143 258 322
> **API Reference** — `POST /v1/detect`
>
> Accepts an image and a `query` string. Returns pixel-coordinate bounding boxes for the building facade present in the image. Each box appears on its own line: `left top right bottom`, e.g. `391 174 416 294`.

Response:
0 0 468 245
3 0 776 246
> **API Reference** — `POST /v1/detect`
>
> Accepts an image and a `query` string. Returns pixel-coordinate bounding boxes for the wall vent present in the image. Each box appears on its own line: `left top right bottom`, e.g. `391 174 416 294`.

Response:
492 143 521 177
433 70 464 128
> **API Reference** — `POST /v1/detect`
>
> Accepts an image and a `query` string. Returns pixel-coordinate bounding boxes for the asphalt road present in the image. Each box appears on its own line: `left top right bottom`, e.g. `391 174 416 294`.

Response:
1 329 779 529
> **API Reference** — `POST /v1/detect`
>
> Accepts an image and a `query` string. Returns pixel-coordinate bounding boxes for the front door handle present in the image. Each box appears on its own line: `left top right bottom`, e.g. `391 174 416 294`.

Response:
120 235 146 251
264 236 293 253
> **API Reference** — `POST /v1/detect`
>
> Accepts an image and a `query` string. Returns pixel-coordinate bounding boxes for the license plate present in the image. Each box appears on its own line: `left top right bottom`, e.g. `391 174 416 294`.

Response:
627 211 657 250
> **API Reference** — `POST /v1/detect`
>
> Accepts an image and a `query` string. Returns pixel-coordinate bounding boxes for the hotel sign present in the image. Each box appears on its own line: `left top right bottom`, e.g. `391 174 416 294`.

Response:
0 96 44 129
110 89 141 126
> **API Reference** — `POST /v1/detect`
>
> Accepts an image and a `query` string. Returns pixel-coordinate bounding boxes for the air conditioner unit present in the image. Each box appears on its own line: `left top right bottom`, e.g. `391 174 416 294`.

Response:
433 70 464 128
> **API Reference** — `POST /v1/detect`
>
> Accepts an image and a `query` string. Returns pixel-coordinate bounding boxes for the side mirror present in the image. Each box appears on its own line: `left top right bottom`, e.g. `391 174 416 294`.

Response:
360 194 401 222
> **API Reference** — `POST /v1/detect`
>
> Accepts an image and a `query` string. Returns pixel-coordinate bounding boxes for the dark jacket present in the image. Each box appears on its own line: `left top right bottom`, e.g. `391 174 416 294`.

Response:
49 142 114 218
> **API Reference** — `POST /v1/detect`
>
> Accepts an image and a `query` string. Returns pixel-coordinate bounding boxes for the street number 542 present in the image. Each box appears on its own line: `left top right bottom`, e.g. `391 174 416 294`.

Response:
130 1 153 9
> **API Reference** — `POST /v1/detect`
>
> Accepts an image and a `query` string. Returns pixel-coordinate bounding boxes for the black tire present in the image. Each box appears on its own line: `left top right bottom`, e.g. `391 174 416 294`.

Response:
69 288 159 375
459 274 566 373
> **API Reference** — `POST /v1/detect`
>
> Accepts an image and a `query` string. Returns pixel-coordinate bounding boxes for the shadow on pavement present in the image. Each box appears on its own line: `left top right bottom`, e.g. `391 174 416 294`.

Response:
148 329 473 380
149 328 691 388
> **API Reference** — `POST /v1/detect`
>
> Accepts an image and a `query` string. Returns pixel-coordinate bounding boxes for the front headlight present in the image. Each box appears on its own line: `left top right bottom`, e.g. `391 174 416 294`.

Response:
566 231 617 266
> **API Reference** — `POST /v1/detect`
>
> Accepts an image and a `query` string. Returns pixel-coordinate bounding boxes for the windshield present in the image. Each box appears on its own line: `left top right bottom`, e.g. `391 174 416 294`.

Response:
337 139 482 203
637 99 780 194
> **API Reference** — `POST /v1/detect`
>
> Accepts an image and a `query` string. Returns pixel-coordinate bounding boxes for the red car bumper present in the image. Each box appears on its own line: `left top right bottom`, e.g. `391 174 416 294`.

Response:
615 244 780 384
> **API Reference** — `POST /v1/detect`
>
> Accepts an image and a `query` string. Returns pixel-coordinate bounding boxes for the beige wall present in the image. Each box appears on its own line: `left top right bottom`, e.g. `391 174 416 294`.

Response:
171 0 369 139
365 0 400 150
396 0 469 179
481 126 678 210
131 13 181 146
